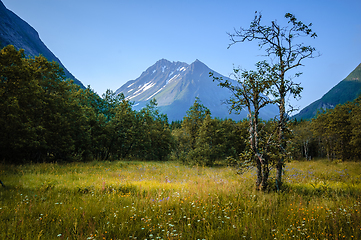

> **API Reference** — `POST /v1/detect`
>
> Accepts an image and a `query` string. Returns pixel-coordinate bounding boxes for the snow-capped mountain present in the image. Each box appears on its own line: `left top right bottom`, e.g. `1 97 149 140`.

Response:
116 59 189 104
115 59 279 121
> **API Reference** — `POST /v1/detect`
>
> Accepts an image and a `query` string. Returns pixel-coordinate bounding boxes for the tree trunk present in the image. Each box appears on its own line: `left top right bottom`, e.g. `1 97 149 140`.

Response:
261 156 269 191
276 96 286 191
256 157 262 190
303 140 309 160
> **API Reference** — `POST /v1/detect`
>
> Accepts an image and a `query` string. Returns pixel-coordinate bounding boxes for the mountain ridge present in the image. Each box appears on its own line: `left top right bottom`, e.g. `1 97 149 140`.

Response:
0 0 85 88
294 63 361 119
116 59 279 121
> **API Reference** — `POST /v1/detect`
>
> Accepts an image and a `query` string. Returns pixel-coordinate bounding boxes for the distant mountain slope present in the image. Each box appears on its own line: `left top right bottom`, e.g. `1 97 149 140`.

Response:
294 63 361 119
0 1 85 88
115 59 279 121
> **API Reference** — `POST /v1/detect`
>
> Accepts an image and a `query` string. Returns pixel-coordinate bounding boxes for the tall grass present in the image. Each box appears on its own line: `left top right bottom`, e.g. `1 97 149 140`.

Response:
0 159 360 239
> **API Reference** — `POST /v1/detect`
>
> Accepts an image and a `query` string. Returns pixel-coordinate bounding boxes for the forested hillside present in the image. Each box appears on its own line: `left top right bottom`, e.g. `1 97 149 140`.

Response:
290 95 361 161
294 63 361 119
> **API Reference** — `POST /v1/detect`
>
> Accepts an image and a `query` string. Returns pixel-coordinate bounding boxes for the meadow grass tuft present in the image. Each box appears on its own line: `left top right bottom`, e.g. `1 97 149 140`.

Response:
0 159 360 239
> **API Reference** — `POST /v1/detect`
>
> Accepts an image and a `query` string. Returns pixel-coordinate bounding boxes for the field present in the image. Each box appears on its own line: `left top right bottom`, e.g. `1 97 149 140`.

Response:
0 160 360 240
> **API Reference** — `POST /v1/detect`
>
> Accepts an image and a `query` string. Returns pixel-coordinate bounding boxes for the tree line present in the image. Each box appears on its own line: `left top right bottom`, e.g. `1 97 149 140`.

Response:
0 45 172 163
0 45 253 166
289 95 361 161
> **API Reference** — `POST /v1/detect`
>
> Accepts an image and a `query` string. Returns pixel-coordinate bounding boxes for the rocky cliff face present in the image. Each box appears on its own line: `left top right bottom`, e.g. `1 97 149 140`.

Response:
0 1 85 88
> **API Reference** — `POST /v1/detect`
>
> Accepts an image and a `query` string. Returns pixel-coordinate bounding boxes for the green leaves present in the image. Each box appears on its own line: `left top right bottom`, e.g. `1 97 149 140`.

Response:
173 97 248 166
311 96 361 161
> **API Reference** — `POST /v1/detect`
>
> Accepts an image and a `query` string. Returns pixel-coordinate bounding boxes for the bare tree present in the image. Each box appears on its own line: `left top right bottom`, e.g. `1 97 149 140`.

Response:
228 12 319 189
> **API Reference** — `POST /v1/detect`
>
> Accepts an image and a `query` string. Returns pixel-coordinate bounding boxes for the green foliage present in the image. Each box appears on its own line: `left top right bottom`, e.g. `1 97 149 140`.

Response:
0 45 86 162
287 120 319 160
311 96 361 161
0 45 173 163
135 98 173 161
287 95 361 161
182 97 210 150
172 98 248 166
295 63 361 120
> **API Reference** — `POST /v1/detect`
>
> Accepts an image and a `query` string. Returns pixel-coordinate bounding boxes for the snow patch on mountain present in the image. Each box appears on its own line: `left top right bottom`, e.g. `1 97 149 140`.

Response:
162 66 167 72
153 70 156 74
143 81 156 91
127 82 135 88
146 87 164 101
126 81 156 100
166 74 179 84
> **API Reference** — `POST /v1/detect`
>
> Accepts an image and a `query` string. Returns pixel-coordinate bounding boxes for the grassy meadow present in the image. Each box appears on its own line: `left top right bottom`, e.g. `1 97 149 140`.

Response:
0 160 360 239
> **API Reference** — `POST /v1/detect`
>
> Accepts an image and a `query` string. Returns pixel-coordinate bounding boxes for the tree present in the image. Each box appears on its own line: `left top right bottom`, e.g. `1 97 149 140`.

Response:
0 45 88 162
228 12 319 189
136 98 173 161
211 61 275 190
182 97 211 151
312 99 359 161
288 120 317 160
174 98 211 165
190 115 222 166
350 95 361 159
0 45 41 162
75 86 107 160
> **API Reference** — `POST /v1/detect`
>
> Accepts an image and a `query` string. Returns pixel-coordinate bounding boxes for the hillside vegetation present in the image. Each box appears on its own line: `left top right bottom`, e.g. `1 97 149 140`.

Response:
295 63 361 119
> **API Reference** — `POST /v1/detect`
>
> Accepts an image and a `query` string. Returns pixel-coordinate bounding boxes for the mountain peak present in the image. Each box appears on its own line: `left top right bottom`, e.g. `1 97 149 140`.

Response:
189 59 209 73
155 58 172 65
115 59 279 121
191 59 205 65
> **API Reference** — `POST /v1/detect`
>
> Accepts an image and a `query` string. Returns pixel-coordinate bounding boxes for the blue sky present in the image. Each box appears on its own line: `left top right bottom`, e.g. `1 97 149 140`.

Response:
2 0 361 113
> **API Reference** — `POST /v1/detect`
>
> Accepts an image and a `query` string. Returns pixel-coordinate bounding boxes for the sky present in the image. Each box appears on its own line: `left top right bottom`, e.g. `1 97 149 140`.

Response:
2 0 361 113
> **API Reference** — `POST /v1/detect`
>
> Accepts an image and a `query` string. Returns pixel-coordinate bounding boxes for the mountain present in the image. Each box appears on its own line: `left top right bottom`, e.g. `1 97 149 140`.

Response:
0 1 85 88
115 59 279 121
294 63 361 120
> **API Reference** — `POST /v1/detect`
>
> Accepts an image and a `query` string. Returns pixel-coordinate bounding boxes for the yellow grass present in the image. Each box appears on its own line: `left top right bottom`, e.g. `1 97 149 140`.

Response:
0 159 360 239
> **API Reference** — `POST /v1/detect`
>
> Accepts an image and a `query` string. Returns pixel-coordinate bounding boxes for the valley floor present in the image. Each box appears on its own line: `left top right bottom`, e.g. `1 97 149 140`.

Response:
0 160 360 239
